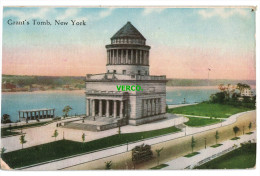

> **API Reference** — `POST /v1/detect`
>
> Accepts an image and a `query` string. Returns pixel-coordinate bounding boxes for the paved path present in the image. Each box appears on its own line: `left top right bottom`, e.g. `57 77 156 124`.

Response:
1 114 185 152
168 103 198 109
162 130 256 170
18 110 255 170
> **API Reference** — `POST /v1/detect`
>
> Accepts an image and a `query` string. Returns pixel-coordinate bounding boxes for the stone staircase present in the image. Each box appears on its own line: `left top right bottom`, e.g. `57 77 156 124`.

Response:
62 116 128 131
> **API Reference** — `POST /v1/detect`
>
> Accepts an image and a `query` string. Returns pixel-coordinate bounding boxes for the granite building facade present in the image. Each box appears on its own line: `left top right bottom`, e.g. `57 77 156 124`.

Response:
85 22 167 126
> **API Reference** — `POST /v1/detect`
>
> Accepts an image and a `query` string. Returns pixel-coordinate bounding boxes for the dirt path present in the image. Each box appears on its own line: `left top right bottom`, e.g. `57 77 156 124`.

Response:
64 110 256 170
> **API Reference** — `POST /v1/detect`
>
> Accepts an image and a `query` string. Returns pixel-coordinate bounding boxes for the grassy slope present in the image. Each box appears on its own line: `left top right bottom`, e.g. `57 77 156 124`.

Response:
196 143 256 169
3 126 180 168
184 117 222 127
169 102 253 118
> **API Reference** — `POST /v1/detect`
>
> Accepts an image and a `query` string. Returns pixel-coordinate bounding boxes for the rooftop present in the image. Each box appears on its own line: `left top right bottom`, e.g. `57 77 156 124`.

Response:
111 22 146 40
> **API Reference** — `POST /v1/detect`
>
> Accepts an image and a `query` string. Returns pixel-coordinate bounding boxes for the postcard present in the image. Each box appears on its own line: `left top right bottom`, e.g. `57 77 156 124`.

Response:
0 7 256 170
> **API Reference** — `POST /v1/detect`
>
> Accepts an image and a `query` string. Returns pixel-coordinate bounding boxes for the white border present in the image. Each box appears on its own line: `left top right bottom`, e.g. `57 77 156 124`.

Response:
0 1 259 176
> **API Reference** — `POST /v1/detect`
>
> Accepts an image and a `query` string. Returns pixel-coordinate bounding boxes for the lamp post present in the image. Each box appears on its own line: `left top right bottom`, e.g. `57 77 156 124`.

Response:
204 137 207 149
126 140 129 151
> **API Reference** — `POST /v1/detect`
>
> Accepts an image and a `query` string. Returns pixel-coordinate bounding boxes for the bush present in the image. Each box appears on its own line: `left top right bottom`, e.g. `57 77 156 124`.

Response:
210 92 225 103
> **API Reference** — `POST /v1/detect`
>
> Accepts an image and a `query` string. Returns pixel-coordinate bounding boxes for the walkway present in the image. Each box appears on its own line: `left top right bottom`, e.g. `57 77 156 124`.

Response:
17 110 255 170
1 114 185 152
162 130 256 170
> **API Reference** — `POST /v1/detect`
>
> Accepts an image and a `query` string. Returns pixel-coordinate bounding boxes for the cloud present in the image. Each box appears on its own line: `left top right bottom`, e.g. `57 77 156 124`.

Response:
98 8 114 19
198 8 250 19
142 8 165 16
57 9 79 20
4 8 54 20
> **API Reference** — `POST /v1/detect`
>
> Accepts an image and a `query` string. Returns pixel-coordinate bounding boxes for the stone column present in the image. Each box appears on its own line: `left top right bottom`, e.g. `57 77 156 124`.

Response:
110 50 112 64
141 100 144 117
145 51 148 65
113 100 117 118
107 50 109 64
26 112 29 120
151 99 153 115
136 50 138 64
116 49 119 64
86 99 90 116
120 101 123 118
23 112 25 119
92 99 96 116
147 99 149 116
131 49 133 64
112 50 114 64
140 50 143 65
124 101 128 117
53 109 55 118
99 100 102 117
46 110 48 118
154 99 157 115
147 51 149 65
106 100 109 117
125 50 128 64
121 49 123 64
158 98 161 114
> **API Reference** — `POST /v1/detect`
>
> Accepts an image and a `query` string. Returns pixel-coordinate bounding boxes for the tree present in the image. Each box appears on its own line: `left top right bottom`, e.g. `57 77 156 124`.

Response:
1 147 7 157
215 130 219 144
118 126 121 135
20 134 27 149
155 147 164 165
105 161 112 170
62 105 72 118
236 83 251 94
248 122 252 132
191 136 196 153
82 133 86 143
210 92 225 103
233 126 240 137
52 129 59 141
1 114 12 124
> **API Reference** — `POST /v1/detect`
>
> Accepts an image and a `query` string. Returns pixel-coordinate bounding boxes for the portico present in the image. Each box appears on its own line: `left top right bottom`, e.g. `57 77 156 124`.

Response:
86 98 128 118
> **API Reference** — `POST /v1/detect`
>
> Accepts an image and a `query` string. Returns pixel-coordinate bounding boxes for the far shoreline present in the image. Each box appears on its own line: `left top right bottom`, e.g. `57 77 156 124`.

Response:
1 85 256 94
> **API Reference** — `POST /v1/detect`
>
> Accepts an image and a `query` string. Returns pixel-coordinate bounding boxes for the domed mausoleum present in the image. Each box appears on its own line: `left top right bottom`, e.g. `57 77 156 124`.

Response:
67 22 167 131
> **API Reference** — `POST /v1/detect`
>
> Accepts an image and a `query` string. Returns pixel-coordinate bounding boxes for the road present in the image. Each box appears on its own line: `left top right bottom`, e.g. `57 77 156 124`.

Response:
16 110 256 170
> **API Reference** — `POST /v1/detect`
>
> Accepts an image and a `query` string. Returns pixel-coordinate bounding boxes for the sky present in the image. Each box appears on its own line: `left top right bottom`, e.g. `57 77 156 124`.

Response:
2 7 256 80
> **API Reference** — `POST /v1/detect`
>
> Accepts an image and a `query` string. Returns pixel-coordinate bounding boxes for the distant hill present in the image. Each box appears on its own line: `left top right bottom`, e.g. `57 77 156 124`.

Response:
2 75 85 88
1 75 256 87
166 78 256 87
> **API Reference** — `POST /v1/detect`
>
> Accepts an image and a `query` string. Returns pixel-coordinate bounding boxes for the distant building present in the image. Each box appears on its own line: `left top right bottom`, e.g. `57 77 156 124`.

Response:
241 88 254 97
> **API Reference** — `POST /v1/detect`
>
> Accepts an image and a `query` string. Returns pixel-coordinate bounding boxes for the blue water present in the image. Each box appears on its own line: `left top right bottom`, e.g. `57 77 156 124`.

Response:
1 87 220 122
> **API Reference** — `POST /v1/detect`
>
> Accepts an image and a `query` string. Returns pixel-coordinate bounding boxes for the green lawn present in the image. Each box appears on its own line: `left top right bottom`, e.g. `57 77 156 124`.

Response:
184 152 200 158
169 102 254 118
211 144 223 148
2 126 180 169
1 121 50 138
184 117 221 127
231 137 240 140
196 143 256 169
151 164 169 169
